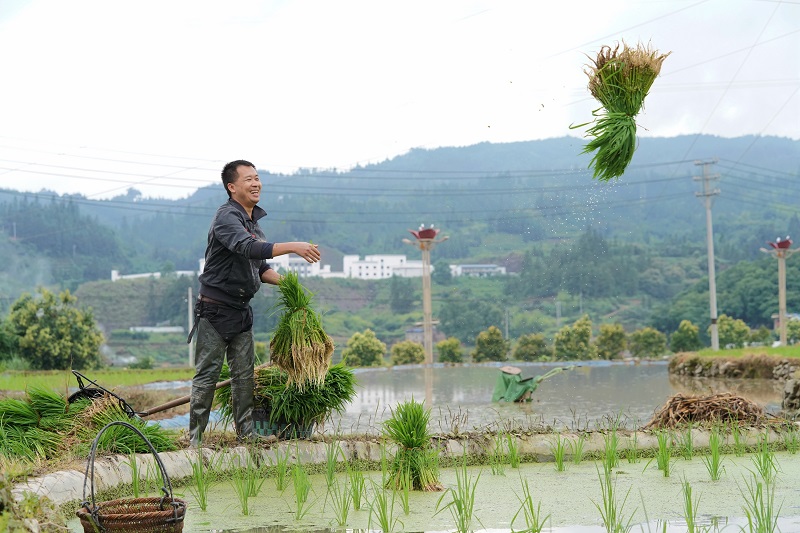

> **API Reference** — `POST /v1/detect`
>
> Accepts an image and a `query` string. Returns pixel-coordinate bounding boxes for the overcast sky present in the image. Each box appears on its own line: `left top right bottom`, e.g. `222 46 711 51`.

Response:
0 0 797 200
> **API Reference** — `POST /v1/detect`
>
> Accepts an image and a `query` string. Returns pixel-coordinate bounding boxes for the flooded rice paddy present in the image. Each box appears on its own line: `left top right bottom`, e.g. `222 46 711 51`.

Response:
66 451 800 532
63 361 795 532
156 361 784 434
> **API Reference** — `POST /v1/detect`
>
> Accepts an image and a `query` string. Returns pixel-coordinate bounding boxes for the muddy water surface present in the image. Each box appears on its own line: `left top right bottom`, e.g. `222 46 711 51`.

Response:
155 361 784 434
328 361 783 434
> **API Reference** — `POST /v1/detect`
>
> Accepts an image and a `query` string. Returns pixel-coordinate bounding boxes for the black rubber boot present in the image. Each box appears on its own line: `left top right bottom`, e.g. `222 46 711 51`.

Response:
188 319 226 448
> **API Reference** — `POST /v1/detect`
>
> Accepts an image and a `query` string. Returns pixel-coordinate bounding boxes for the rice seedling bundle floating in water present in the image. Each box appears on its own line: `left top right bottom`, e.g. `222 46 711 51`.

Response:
574 41 671 182
270 272 334 390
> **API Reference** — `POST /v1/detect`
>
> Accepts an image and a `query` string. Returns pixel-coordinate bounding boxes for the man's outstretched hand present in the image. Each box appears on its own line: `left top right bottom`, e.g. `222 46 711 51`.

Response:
295 242 321 263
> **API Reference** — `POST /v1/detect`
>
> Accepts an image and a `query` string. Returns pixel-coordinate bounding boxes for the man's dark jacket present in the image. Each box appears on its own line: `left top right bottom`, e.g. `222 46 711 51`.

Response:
198 198 274 309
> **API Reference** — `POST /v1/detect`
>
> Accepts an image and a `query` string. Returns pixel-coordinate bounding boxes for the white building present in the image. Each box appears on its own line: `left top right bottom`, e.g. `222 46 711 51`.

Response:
449 264 507 278
197 254 426 280
111 267 198 282
343 254 424 279
267 255 336 277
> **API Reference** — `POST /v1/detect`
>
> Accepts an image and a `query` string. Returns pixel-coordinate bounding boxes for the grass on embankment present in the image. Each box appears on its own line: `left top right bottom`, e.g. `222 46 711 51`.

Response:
693 345 800 359
0 367 195 393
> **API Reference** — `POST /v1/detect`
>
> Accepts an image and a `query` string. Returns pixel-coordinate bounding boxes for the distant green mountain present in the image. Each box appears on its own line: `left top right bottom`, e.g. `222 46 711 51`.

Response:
0 135 800 298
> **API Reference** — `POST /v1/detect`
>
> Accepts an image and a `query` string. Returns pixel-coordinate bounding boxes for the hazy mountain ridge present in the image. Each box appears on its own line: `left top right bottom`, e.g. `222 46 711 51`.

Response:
0 134 797 288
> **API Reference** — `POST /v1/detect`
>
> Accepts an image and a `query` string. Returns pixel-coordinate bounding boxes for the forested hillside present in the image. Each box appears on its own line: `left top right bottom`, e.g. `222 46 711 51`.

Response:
0 134 798 353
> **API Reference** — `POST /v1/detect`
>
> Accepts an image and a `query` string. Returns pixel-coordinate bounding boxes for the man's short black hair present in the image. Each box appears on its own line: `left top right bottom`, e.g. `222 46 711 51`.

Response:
221 160 256 197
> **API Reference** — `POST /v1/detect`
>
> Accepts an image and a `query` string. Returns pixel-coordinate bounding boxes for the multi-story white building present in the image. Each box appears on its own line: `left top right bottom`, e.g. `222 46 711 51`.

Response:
114 253 471 281
343 254 423 279
266 255 337 277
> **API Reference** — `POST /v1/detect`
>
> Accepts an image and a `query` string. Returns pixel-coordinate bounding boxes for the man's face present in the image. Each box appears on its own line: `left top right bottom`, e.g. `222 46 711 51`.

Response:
228 165 261 208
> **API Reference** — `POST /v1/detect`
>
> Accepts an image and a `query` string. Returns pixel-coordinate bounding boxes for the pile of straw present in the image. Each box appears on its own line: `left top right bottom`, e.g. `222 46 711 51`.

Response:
643 392 771 430
269 272 334 390
575 42 670 182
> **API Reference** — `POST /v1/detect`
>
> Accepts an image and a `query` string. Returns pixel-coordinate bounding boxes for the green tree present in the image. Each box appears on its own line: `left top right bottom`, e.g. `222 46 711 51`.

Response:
0 321 18 361
670 319 703 353
389 275 415 314
554 315 596 361
712 314 750 349
512 333 551 362
431 260 453 285
436 337 463 363
6 288 104 370
787 319 800 345
748 325 773 345
390 340 425 365
595 323 627 360
472 325 508 363
628 327 667 358
342 329 386 367
439 289 504 342
160 260 176 277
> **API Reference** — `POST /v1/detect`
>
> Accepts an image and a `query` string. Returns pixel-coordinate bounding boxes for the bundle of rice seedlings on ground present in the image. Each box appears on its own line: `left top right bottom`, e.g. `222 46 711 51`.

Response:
383 398 443 492
270 272 334 389
72 395 177 455
0 387 92 460
574 41 670 181
27 386 73 432
0 398 39 427
216 363 356 429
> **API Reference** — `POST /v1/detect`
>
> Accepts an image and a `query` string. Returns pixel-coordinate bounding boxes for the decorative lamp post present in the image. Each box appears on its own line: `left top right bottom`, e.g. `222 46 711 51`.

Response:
760 236 797 346
403 225 448 365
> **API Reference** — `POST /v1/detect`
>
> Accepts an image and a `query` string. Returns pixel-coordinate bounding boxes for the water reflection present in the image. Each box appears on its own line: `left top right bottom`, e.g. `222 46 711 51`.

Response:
325 361 783 434
668 372 784 407
153 361 784 433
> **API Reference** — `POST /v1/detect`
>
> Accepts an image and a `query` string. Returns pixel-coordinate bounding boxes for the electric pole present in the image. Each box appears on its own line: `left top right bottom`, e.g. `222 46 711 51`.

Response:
761 237 797 346
694 160 720 350
403 225 448 365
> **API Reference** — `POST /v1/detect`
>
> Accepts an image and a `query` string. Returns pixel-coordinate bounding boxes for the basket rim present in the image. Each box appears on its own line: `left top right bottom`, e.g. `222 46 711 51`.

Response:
76 496 187 518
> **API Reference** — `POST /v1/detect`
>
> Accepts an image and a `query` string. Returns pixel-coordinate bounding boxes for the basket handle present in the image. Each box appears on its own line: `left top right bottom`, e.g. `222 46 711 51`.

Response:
80 421 180 522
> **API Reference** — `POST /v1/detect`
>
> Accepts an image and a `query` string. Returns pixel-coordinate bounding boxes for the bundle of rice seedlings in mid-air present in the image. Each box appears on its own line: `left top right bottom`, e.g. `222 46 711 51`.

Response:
574 41 670 181
269 272 334 390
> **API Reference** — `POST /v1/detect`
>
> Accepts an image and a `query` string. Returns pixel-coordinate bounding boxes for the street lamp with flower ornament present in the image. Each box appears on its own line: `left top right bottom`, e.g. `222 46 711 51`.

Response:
760 236 797 346
402 225 448 365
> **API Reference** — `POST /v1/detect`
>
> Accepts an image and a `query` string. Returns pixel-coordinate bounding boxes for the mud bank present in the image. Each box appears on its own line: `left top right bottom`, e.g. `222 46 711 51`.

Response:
669 353 798 380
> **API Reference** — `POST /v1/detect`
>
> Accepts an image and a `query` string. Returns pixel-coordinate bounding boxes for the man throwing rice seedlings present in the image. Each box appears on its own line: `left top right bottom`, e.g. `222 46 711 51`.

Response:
187 160 321 447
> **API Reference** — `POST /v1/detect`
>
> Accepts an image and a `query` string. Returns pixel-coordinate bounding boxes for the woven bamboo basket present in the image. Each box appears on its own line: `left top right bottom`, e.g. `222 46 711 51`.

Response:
76 421 186 532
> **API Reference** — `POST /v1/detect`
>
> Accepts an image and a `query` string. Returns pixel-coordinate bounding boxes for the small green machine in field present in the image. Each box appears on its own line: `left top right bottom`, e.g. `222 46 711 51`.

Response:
492 365 578 403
